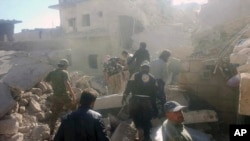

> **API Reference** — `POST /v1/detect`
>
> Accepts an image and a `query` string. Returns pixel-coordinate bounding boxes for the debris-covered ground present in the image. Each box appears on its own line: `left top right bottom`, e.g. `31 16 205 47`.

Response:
0 42 228 141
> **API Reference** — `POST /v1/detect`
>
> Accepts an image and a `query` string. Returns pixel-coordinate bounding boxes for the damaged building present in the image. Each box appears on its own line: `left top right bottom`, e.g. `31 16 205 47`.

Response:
0 20 21 42
2 0 250 140
49 0 145 75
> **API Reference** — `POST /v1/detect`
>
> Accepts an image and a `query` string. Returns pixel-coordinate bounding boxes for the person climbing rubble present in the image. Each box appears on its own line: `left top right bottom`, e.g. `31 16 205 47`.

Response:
45 58 76 137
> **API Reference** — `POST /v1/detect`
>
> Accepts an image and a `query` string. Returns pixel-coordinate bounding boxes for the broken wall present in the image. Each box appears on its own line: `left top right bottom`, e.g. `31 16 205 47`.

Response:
178 59 238 124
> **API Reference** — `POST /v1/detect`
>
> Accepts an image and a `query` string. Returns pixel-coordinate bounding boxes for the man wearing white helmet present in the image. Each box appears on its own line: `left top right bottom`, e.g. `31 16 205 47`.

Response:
123 60 158 141
45 58 76 137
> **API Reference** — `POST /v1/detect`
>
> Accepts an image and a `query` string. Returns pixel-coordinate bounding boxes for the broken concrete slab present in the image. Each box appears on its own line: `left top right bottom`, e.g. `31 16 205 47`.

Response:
183 110 218 124
0 83 16 118
230 53 248 65
0 133 24 141
29 98 42 113
30 124 50 141
237 64 250 73
94 94 123 110
0 51 17 78
7 133 24 141
0 118 19 135
3 61 53 90
239 73 250 115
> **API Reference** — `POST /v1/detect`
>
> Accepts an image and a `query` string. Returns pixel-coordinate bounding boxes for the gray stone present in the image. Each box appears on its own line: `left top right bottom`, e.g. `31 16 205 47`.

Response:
7 133 24 141
42 131 51 140
0 118 19 135
94 94 123 110
183 110 218 124
29 98 42 113
0 83 16 118
0 51 16 77
11 102 19 113
41 103 49 112
19 99 29 106
10 113 23 126
22 115 38 127
18 126 31 133
31 95 40 102
3 60 53 90
37 81 48 93
30 124 50 140
36 112 46 121
21 92 33 99
19 106 26 114
31 88 43 96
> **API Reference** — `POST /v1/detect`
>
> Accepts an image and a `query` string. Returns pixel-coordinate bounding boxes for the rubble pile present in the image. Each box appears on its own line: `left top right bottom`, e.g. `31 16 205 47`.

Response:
229 38 250 116
0 43 106 141
0 82 53 141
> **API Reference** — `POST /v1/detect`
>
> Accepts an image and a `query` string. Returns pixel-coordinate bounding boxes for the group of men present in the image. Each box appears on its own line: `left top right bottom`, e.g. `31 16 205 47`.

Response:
122 42 183 141
45 42 194 141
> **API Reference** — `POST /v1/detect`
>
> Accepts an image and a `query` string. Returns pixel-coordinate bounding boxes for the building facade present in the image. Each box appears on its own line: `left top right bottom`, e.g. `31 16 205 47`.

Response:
49 0 144 75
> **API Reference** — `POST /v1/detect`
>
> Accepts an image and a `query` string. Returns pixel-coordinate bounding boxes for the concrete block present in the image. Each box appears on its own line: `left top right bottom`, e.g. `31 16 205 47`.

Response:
18 126 31 133
0 83 16 118
237 64 250 73
230 53 248 65
10 113 23 126
31 88 42 96
7 133 24 141
239 73 250 115
183 110 218 124
0 119 19 135
3 61 53 90
29 98 42 113
0 51 16 77
30 125 50 140
37 81 48 93
94 94 123 110
19 106 26 114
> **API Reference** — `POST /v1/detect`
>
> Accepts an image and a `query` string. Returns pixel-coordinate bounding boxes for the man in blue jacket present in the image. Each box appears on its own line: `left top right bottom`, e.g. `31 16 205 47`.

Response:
54 88 110 141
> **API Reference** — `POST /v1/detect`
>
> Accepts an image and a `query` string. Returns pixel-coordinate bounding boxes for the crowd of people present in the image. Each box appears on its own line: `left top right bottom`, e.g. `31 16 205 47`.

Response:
45 42 201 141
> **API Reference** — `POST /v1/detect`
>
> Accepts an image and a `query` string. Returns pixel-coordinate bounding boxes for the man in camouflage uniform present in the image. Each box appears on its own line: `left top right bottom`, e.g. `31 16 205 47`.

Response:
45 59 76 136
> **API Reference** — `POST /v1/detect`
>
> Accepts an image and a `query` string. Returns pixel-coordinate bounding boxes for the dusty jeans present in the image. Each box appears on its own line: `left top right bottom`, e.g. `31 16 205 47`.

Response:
48 94 73 135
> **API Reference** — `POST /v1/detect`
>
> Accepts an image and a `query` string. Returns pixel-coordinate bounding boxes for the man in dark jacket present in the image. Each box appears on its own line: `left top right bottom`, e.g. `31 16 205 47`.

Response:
128 42 150 72
123 60 158 141
54 88 110 141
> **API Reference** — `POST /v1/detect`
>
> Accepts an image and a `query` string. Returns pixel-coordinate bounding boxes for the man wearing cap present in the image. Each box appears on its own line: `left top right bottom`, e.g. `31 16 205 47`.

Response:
162 101 192 141
45 59 76 136
123 60 158 141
